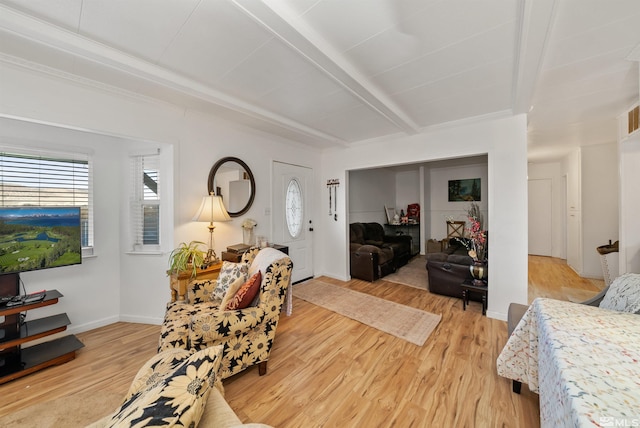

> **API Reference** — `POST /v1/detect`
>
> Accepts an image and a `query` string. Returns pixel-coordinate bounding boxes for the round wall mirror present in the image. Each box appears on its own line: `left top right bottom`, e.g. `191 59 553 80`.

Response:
207 157 255 217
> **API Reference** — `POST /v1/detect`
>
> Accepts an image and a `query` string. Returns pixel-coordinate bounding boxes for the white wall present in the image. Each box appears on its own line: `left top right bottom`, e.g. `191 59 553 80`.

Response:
428 163 488 240
556 144 619 278
581 143 619 278
323 115 529 320
527 162 564 258
395 170 420 214
617 53 639 274
619 132 640 273
0 62 321 329
348 168 396 224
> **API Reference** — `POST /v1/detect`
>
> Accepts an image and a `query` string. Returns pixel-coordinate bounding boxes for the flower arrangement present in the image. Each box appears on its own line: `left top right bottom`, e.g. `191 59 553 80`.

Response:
463 202 486 262
242 218 257 230
241 218 257 245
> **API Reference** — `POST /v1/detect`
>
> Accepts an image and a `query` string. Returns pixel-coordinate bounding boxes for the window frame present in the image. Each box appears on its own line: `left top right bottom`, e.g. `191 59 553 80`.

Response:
129 151 162 253
0 147 94 257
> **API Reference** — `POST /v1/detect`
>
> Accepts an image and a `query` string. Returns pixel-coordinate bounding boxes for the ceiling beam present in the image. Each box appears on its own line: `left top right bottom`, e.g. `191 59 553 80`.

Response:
232 0 420 135
512 0 558 114
0 4 343 145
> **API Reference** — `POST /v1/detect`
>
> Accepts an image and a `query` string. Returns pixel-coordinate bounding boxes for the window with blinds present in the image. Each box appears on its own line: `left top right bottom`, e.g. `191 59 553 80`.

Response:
130 153 160 250
0 151 93 248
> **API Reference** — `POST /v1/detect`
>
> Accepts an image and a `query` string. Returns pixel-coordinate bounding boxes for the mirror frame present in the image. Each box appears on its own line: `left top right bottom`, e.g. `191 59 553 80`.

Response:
207 157 256 217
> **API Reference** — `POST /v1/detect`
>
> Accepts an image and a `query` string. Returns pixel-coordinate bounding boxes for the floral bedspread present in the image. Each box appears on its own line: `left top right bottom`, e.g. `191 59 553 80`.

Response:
497 298 640 428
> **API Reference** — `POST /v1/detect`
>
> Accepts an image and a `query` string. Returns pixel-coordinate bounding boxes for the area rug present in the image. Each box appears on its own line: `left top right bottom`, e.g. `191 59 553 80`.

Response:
0 390 122 427
383 255 429 290
292 279 441 346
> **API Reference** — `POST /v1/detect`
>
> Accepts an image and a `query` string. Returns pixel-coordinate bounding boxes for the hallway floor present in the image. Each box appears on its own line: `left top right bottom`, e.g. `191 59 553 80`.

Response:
528 255 605 304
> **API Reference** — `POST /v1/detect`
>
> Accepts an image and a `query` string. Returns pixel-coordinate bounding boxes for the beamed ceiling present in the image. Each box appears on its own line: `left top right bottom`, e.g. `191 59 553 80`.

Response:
0 0 639 161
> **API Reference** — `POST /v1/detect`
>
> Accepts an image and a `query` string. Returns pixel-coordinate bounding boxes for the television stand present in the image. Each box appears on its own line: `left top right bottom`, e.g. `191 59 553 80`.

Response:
0 282 84 384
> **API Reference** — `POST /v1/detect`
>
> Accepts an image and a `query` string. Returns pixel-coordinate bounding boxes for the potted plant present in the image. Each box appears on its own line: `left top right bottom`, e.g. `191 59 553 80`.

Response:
167 241 206 278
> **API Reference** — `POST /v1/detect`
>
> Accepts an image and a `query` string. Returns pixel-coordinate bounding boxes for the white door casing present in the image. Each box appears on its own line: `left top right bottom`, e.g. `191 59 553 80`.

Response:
272 161 313 283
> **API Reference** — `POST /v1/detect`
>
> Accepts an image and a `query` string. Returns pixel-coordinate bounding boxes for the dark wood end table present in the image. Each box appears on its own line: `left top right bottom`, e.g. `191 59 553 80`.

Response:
461 279 488 316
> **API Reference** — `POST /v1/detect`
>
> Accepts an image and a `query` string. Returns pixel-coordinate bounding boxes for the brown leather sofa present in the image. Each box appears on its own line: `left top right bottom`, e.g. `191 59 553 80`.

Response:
349 222 412 281
425 237 475 298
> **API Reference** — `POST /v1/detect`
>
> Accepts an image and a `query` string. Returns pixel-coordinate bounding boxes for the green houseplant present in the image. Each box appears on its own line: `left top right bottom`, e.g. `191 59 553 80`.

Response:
167 241 206 278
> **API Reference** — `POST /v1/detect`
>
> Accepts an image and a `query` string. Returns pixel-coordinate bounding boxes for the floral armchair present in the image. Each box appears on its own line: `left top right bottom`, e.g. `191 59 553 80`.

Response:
158 247 293 379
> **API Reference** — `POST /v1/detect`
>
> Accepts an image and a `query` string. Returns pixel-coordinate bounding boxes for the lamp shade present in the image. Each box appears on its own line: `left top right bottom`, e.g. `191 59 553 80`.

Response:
192 194 231 223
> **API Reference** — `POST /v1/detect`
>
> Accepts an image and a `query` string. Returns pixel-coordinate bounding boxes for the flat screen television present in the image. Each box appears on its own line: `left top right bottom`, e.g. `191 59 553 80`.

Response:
0 206 82 276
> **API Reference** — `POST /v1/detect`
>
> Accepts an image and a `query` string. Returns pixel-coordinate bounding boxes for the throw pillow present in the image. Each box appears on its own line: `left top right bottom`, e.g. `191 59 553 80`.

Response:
219 275 246 310
104 345 224 428
599 273 640 313
211 261 249 301
124 348 191 400
225 271 262 310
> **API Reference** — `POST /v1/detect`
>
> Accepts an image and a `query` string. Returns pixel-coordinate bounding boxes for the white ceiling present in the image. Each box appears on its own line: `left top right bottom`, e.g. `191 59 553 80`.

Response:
0 0 638 162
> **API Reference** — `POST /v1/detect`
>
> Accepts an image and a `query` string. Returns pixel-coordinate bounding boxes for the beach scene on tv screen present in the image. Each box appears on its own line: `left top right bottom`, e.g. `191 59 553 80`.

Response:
0 207 82 274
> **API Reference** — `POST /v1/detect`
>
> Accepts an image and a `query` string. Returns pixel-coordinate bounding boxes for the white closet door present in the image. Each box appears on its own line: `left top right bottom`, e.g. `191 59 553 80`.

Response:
528 179 552 256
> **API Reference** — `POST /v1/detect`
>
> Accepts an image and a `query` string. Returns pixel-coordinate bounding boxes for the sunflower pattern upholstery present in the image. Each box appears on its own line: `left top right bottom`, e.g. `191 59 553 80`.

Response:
88 346 224 427
158 247 293 379
88 346 274 427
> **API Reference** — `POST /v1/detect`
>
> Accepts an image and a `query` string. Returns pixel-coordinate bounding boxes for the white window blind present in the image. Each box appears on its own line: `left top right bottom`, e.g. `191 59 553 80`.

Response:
130 153 160 250
0 151 93 248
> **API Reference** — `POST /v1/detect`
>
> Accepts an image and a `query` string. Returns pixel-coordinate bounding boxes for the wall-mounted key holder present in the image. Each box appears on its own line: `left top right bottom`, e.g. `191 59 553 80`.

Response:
327 179 340 221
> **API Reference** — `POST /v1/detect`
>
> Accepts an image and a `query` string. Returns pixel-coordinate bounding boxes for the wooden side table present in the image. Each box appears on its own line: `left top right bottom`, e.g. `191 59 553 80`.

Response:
460 279 488 316
168 262 222 302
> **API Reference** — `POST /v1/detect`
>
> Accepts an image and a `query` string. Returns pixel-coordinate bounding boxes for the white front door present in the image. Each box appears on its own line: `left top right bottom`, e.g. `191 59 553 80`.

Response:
272 161 314 283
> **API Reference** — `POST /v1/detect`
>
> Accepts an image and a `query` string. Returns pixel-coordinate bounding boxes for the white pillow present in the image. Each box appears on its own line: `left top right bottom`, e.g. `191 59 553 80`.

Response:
599 273 640 313
248 247 288 278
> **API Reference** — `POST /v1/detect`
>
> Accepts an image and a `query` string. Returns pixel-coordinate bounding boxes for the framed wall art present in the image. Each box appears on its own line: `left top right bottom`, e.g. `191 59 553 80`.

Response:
384 205 396 224
448 178 481 202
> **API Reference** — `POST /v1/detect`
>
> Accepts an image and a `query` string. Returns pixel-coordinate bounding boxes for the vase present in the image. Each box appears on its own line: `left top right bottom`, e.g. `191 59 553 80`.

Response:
243 228 254 246
469 260 487 285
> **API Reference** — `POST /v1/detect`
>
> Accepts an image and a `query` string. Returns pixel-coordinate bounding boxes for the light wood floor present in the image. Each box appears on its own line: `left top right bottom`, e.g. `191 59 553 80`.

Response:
0 256 596 427
528 255 604 303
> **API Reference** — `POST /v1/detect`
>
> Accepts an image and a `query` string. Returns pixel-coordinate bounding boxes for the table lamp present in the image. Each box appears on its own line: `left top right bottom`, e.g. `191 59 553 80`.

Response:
192 192 231 266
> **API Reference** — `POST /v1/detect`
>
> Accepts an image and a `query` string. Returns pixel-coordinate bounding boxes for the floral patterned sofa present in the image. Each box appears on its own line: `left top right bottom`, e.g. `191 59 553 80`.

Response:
158 247 293 380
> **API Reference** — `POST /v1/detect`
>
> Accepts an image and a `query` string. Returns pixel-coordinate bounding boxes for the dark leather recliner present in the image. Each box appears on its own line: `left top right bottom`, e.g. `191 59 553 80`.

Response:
425 237 475 298
349 222 412 281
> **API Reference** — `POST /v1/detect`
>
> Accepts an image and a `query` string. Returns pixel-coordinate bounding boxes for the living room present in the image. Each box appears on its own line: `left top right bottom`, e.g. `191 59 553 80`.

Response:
348 156 488 253
1 0 639 426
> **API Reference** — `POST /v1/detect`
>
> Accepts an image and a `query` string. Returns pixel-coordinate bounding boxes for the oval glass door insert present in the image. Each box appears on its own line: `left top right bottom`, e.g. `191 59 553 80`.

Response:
285 178 303 238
